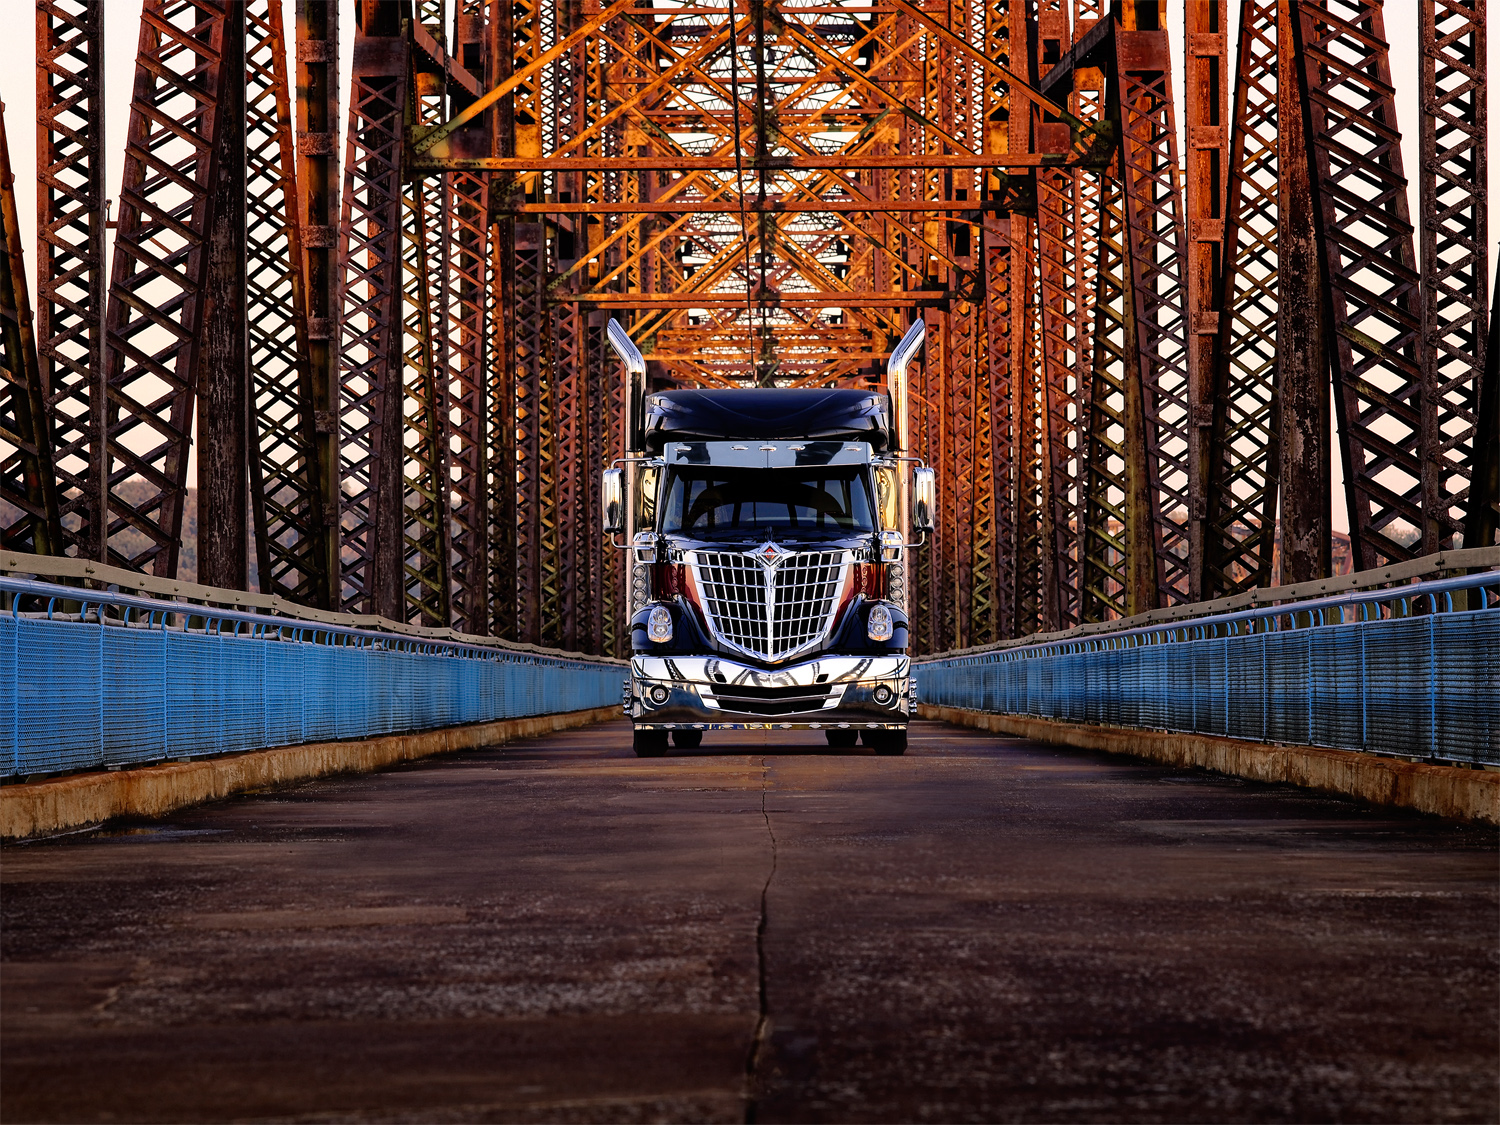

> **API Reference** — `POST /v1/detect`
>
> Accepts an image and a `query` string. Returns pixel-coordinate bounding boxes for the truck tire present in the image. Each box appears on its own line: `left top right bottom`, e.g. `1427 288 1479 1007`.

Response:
633 728 670 757
863 729 907 755
671 729 703 749
825 729 859 748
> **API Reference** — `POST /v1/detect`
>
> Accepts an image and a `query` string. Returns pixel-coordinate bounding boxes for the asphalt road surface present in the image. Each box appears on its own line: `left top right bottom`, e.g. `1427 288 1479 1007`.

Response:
3 720 1496 1123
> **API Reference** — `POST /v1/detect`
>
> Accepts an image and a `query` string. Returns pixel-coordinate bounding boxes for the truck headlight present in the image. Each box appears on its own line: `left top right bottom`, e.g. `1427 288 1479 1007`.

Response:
647 604 674 643
867 603 894 642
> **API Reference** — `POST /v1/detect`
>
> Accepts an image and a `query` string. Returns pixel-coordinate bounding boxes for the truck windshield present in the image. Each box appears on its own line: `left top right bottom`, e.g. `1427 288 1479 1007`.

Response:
661 466 875 535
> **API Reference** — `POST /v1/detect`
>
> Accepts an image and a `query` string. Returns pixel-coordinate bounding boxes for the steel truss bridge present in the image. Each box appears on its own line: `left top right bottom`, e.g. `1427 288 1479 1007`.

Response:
1 0 1495 659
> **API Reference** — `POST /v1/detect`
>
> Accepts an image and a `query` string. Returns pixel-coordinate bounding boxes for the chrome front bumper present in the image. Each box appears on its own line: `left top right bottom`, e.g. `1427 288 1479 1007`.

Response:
628 653 911 730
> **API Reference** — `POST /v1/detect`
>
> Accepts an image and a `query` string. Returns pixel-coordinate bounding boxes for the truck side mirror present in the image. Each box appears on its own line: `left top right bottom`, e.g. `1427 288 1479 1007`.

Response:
912 467 935 533
602 468 625 534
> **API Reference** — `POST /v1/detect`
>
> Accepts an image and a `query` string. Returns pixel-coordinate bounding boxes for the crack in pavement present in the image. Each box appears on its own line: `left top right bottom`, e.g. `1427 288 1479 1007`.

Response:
743 755 778 1124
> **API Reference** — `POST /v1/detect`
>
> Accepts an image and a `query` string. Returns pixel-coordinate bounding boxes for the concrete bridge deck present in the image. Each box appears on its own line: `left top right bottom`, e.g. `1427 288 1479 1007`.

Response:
2 720 1495 1122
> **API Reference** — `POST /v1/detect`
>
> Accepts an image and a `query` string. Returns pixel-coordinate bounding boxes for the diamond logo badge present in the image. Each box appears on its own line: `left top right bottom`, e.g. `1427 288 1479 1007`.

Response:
755 541 786 567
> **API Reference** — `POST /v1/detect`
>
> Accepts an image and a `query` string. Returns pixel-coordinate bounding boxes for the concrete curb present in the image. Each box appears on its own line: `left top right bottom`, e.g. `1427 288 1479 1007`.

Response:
920 705 1500 826
0 706 621 840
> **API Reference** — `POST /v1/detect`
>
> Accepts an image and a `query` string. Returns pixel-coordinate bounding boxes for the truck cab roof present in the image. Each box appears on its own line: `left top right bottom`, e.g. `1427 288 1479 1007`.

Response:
642 388 892 453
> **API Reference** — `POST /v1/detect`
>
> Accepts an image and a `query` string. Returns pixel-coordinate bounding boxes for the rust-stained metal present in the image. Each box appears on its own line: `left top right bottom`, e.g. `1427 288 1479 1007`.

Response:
34 0 104 561
101 0 232 577
1 100 62 557
1204 0 1280 596
336 0 405 617
247 0 320 602
1418 0 1487 548
1 0 1492 658
292 0 341 609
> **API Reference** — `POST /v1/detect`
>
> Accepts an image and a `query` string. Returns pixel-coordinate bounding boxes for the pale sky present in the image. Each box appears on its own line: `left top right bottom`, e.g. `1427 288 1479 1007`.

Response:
0 0 1495 536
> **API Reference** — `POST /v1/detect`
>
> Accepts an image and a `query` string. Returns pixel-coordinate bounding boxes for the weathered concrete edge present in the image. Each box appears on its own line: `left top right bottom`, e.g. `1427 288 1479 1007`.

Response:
0 706 620 840
920 704 1500 826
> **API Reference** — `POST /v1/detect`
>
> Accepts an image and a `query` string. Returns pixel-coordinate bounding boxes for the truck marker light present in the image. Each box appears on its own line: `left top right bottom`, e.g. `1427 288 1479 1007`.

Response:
647 605 674 644
867 603 894 642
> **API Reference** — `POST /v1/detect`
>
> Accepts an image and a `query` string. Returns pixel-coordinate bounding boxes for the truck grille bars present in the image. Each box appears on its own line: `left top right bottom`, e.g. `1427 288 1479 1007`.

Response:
691 549 848 664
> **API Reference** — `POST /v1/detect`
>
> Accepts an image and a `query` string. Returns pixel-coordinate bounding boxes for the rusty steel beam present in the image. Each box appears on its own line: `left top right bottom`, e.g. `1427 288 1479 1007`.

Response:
1418 0 1488 548
1 100 62 557
197 5 248 592
1204 0 1281 596
34 0 104 560
101 0 233 577
1181 0 1227 601
1295 0 1430 570
336 1 405 617
247 0 320 603
293 0 341 610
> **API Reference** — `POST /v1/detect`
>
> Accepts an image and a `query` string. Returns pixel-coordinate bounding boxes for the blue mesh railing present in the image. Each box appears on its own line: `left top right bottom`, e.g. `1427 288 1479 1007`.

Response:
916 568 1500 765
0 576 625 779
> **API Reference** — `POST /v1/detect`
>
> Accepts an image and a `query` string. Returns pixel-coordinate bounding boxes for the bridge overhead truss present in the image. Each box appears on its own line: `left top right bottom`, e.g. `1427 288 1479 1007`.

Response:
0 0 1494 655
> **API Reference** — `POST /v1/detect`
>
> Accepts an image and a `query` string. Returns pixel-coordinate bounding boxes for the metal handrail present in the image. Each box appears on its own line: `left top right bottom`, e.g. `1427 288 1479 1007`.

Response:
919 570 1499 666
0 551 625 664
925 546 1500 659
0 575 625 666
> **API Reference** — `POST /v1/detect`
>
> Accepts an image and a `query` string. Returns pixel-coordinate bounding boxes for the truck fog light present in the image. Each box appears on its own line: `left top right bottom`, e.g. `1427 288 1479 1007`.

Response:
649 684 671 706
647 605 674 643
873 684 894 705
867 603 894 642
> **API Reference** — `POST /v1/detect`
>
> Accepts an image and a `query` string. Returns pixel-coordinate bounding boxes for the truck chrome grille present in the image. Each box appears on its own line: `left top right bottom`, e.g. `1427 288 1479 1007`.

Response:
690 549 848 662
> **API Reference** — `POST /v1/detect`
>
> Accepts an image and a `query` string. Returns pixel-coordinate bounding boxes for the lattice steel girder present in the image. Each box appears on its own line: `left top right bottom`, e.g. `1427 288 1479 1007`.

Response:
100 0 233 577
414 0 1090 157
1294 0 1435 568
1 101 63 557
1418 0 1488 542
1204 0 1281 596
247 0 321 603
1114 22 1192 608
336 2 406 617
34 0 105 560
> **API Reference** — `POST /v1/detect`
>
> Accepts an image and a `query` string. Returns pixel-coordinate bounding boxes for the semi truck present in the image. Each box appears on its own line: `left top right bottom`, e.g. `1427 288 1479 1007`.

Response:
601 319 933 757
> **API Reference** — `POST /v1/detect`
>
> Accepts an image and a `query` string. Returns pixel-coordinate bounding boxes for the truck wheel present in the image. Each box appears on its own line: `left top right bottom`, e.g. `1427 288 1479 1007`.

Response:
825 729 859 748
671 729 703 749
633 728 670 757
863 729 907 755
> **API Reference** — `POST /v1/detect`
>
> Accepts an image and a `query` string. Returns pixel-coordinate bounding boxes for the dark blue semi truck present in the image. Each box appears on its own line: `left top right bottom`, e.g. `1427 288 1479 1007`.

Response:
601 321 933 757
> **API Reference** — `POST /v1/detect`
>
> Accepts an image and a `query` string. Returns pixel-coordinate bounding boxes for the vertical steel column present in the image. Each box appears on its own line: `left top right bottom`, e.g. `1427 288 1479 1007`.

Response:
1 103 62 556
445 0 492 635
487 0 519 640
1204 0 1280 595
1011 215 1045 635
34 0 104 560
984 213 1014 638
1182 0 1227 601
294 0 341 610
1276 0 1331 584
290 1 340 605
101 0 232 576
198 6 248 591
1418 0 1488 547
403 9 454 627
337 0 406 617
1080 162 1133 621
247 0 320 602
1114 6 1191 608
